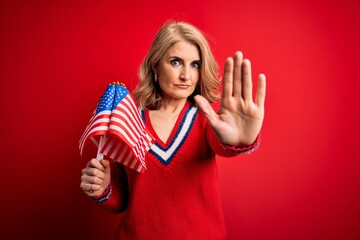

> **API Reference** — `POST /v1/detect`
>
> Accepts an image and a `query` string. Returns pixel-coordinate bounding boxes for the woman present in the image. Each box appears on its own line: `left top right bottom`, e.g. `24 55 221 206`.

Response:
80 21 266 239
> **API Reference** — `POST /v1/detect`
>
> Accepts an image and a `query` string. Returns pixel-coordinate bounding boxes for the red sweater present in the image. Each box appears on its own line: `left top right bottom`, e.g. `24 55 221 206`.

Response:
93 101 258 240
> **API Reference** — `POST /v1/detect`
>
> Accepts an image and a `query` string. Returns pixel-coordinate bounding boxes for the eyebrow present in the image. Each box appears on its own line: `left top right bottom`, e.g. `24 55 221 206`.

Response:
168 56 201 62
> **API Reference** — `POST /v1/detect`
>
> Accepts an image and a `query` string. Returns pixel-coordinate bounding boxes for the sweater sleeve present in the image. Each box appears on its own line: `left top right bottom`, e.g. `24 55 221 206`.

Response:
90 161 129 213
206 123 260 157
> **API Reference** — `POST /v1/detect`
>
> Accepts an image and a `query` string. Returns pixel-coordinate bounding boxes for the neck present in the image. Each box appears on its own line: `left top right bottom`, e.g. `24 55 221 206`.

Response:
160 98 187 114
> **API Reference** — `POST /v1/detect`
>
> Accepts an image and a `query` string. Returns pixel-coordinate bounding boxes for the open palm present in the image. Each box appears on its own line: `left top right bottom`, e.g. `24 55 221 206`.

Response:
195 51 266 146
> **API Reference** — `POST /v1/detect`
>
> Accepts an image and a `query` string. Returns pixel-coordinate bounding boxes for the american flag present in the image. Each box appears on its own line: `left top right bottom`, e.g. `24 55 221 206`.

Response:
79 83 155 173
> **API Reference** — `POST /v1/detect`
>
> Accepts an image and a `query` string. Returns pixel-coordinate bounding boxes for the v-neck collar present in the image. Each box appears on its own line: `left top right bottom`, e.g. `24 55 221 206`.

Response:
142 101 199 167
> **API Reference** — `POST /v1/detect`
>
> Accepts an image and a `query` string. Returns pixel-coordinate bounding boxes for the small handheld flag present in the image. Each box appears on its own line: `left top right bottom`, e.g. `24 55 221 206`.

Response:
79 82 155 173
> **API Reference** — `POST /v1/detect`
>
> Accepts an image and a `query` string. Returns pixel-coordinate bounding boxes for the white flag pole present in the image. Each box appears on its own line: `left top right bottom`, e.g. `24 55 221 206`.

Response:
96 136 104 160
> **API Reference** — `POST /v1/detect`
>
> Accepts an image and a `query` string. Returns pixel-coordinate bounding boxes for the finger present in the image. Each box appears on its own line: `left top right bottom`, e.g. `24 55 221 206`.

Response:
242 59 253 102
194 95 219 128
82 166 106 178
81 174 105 185
80 182 101 193
222 57 234 98
87 158 105 171
233 51 243 97
99 159 110 169
255 73 266 109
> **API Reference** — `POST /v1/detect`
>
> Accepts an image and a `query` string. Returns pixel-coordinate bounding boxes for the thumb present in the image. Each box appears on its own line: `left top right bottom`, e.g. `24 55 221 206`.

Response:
99 159 110 170
194 95 219 127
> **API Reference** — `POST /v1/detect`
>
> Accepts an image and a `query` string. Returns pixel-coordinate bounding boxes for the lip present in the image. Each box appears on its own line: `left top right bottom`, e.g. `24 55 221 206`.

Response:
174 84 190 89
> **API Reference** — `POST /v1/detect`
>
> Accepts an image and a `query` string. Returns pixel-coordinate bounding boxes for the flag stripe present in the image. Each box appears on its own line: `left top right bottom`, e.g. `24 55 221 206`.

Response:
79 110 111 154
109 115 139 144
80 111 111 138
111 109 141 137
82 111 111 134
124 96 146 129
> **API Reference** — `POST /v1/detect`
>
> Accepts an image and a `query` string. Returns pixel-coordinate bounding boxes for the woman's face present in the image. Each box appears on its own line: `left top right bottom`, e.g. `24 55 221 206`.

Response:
156 40 201 103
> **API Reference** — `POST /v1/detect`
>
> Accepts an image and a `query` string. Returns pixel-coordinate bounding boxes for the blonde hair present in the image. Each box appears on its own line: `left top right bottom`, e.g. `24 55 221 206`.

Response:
133 21 220 109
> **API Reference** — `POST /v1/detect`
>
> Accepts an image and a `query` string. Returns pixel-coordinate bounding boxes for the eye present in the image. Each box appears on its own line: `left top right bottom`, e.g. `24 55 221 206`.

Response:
170 59 182 66
191 61 201 69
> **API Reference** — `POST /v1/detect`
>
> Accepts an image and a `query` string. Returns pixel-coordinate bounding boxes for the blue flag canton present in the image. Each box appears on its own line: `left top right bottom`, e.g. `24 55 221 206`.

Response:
113 85 129 109
96 84 129 114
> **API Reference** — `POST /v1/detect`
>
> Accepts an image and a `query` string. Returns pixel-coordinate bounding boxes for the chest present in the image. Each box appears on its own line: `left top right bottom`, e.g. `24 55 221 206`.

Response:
149 111 179 144
142 105 212 171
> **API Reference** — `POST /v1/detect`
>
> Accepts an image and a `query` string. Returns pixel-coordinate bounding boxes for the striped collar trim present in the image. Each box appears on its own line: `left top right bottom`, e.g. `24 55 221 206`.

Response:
147 105 199 166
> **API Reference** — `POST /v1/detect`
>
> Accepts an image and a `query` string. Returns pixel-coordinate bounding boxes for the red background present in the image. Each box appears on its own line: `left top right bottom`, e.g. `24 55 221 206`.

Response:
1 0 360 239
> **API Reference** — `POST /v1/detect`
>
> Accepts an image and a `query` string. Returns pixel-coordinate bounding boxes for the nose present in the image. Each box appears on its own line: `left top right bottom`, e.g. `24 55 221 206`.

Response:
180 66 190 82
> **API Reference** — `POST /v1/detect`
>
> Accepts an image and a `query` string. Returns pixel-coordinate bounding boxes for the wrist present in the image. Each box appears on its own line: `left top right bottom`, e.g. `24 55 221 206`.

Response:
90 184 112 203
221 135 260 154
